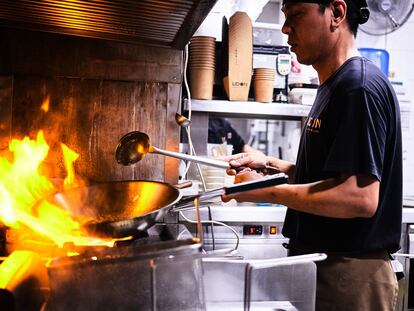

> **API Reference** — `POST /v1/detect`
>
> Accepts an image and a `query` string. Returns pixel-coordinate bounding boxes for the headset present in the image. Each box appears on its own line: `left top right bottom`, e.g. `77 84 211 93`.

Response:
358 0 370 24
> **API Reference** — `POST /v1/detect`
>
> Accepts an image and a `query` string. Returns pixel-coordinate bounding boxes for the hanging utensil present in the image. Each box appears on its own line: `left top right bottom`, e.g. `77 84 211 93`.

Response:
175 113 192 127
115 131 280 174
115 131 229 169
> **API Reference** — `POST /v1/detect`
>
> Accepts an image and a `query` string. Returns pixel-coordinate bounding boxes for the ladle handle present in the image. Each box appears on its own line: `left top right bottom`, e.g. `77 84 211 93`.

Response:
151 146 230 169
151 146 280 175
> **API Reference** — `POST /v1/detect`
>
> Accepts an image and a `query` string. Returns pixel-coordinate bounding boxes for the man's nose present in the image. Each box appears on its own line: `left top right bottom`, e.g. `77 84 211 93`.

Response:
281 21 291 35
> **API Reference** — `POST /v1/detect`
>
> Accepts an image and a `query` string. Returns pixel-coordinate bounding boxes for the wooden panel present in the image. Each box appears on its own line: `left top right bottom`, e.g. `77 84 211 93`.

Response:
0 76 12 150
165 83 181 184
11 76 172 182
0 28 182 83
99 81 168 182
11 76 102 179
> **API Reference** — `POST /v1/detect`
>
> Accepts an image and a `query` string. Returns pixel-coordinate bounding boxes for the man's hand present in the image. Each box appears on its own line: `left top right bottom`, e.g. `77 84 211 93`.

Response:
222 169 265 202
223 152 269 175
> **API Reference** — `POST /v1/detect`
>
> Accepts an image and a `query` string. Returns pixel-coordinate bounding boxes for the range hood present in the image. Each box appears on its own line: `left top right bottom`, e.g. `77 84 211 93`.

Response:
0 0 218 49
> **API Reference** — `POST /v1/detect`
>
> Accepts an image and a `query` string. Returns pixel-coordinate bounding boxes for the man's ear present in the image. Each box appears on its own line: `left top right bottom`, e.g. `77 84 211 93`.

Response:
330 0 347 27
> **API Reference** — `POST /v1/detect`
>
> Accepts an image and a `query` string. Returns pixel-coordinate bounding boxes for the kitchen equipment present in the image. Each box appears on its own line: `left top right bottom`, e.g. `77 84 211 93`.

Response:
181 204 290 260
360 0 414 35
202 253 326 311
170 173 286 211
47 238 205 311
116 130 232 169
175 113 192 127
116 130 280 174
0 0 218 49
33 174 288 239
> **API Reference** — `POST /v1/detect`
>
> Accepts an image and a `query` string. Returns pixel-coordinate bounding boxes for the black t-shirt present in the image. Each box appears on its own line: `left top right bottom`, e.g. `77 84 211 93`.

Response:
208 117 246 154
282 57 402 254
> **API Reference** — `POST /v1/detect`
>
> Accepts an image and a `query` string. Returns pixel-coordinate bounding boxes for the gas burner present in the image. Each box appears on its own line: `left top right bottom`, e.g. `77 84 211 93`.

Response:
0 223 198 311
114 223 192 248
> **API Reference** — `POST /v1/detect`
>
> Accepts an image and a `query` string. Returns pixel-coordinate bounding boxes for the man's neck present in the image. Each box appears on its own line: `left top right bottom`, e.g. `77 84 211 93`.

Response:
314 34 359 84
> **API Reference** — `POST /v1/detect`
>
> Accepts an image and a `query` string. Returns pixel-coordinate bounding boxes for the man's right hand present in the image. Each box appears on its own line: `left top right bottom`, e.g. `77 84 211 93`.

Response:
224 152 269 175
223 152 295 181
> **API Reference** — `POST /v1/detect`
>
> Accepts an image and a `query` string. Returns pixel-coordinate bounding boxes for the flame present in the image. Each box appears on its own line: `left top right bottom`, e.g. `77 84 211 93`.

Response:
61 143 79 188
0 131 117 250
40 95 50 112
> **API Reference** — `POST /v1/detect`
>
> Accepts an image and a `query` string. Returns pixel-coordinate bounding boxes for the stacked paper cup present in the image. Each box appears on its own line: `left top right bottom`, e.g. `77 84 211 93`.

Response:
189 36 216 100
253 68 275 103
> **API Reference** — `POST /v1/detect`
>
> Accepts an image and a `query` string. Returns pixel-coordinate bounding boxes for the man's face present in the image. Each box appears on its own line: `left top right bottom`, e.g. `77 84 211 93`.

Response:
281 2 333 65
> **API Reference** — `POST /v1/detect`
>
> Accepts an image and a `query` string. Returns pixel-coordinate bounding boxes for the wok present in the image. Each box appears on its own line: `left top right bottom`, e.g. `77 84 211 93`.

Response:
33 174 288 238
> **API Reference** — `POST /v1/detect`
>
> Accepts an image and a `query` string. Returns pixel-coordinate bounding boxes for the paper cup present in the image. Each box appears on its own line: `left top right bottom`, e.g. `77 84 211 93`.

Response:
189 68 215 100
254 78 274 103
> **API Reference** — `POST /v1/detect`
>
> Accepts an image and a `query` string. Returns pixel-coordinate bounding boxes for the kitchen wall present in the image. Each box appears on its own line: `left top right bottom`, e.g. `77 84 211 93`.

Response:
356 16 414 97
0 28 183 184
356 16 414 198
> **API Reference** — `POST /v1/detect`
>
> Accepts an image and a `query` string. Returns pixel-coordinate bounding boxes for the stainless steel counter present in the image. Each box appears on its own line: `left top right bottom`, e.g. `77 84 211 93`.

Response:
181 202 414 224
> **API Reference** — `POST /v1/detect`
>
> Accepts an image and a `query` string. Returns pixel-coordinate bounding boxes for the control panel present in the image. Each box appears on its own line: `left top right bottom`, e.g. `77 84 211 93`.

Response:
243 224 281 237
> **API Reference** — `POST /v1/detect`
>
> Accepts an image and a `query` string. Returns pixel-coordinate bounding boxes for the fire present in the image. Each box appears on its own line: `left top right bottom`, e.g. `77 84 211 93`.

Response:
40 95 50 112
61 143 79 188
0 131 117 250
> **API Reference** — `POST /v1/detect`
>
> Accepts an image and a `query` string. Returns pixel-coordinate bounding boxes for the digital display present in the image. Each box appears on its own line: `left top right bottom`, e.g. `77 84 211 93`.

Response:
243 225 263 235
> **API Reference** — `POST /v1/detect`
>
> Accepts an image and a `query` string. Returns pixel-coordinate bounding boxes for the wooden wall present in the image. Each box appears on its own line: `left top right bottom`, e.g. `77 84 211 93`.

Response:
0 28 183 183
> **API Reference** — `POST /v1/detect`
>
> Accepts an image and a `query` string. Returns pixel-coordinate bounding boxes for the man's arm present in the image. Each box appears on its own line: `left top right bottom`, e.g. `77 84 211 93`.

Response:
223 172 379 219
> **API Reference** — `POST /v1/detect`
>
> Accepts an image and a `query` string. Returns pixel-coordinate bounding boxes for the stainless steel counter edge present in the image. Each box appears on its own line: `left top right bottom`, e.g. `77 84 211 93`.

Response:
178 200 414 223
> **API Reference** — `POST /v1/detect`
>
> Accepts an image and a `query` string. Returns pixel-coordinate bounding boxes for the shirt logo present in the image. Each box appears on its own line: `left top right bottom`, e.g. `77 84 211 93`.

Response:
306 117 321 133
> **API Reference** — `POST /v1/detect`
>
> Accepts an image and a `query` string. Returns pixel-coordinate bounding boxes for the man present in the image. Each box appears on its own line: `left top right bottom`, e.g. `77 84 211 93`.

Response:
222 0 402 310
208 117 258 154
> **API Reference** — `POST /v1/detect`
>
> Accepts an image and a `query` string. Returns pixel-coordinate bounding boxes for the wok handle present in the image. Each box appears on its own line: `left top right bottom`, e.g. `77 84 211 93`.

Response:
174 180 193 189
223 173 288 195
173 173 289 210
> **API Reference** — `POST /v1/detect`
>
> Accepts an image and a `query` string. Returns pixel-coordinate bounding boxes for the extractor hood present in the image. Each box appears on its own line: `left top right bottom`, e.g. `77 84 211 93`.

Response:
0 0 218 49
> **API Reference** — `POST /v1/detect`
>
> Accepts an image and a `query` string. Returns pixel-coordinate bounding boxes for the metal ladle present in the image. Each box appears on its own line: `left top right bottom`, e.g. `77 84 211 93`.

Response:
115 131 231 169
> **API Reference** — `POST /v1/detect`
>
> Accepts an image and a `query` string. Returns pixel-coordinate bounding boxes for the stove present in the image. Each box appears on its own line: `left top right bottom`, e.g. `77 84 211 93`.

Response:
0 224 204 311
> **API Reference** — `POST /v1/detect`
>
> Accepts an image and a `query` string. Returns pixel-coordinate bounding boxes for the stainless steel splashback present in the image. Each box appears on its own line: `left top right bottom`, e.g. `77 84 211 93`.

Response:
0 0 217 49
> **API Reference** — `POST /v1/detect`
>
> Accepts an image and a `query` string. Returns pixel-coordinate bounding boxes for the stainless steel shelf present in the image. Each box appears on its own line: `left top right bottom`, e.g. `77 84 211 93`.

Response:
185 99 311 120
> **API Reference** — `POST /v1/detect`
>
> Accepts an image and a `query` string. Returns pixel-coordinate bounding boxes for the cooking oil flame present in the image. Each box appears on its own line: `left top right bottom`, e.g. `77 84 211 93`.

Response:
61 143 79 188
0 131 116 249
40 95 50 112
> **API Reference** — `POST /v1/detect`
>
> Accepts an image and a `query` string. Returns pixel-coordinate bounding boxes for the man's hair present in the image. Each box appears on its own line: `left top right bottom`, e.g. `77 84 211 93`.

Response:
318 0 363 37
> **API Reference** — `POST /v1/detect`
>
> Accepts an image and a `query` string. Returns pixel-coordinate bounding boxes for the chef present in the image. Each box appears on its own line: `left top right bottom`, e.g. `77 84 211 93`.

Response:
222 0 402 310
